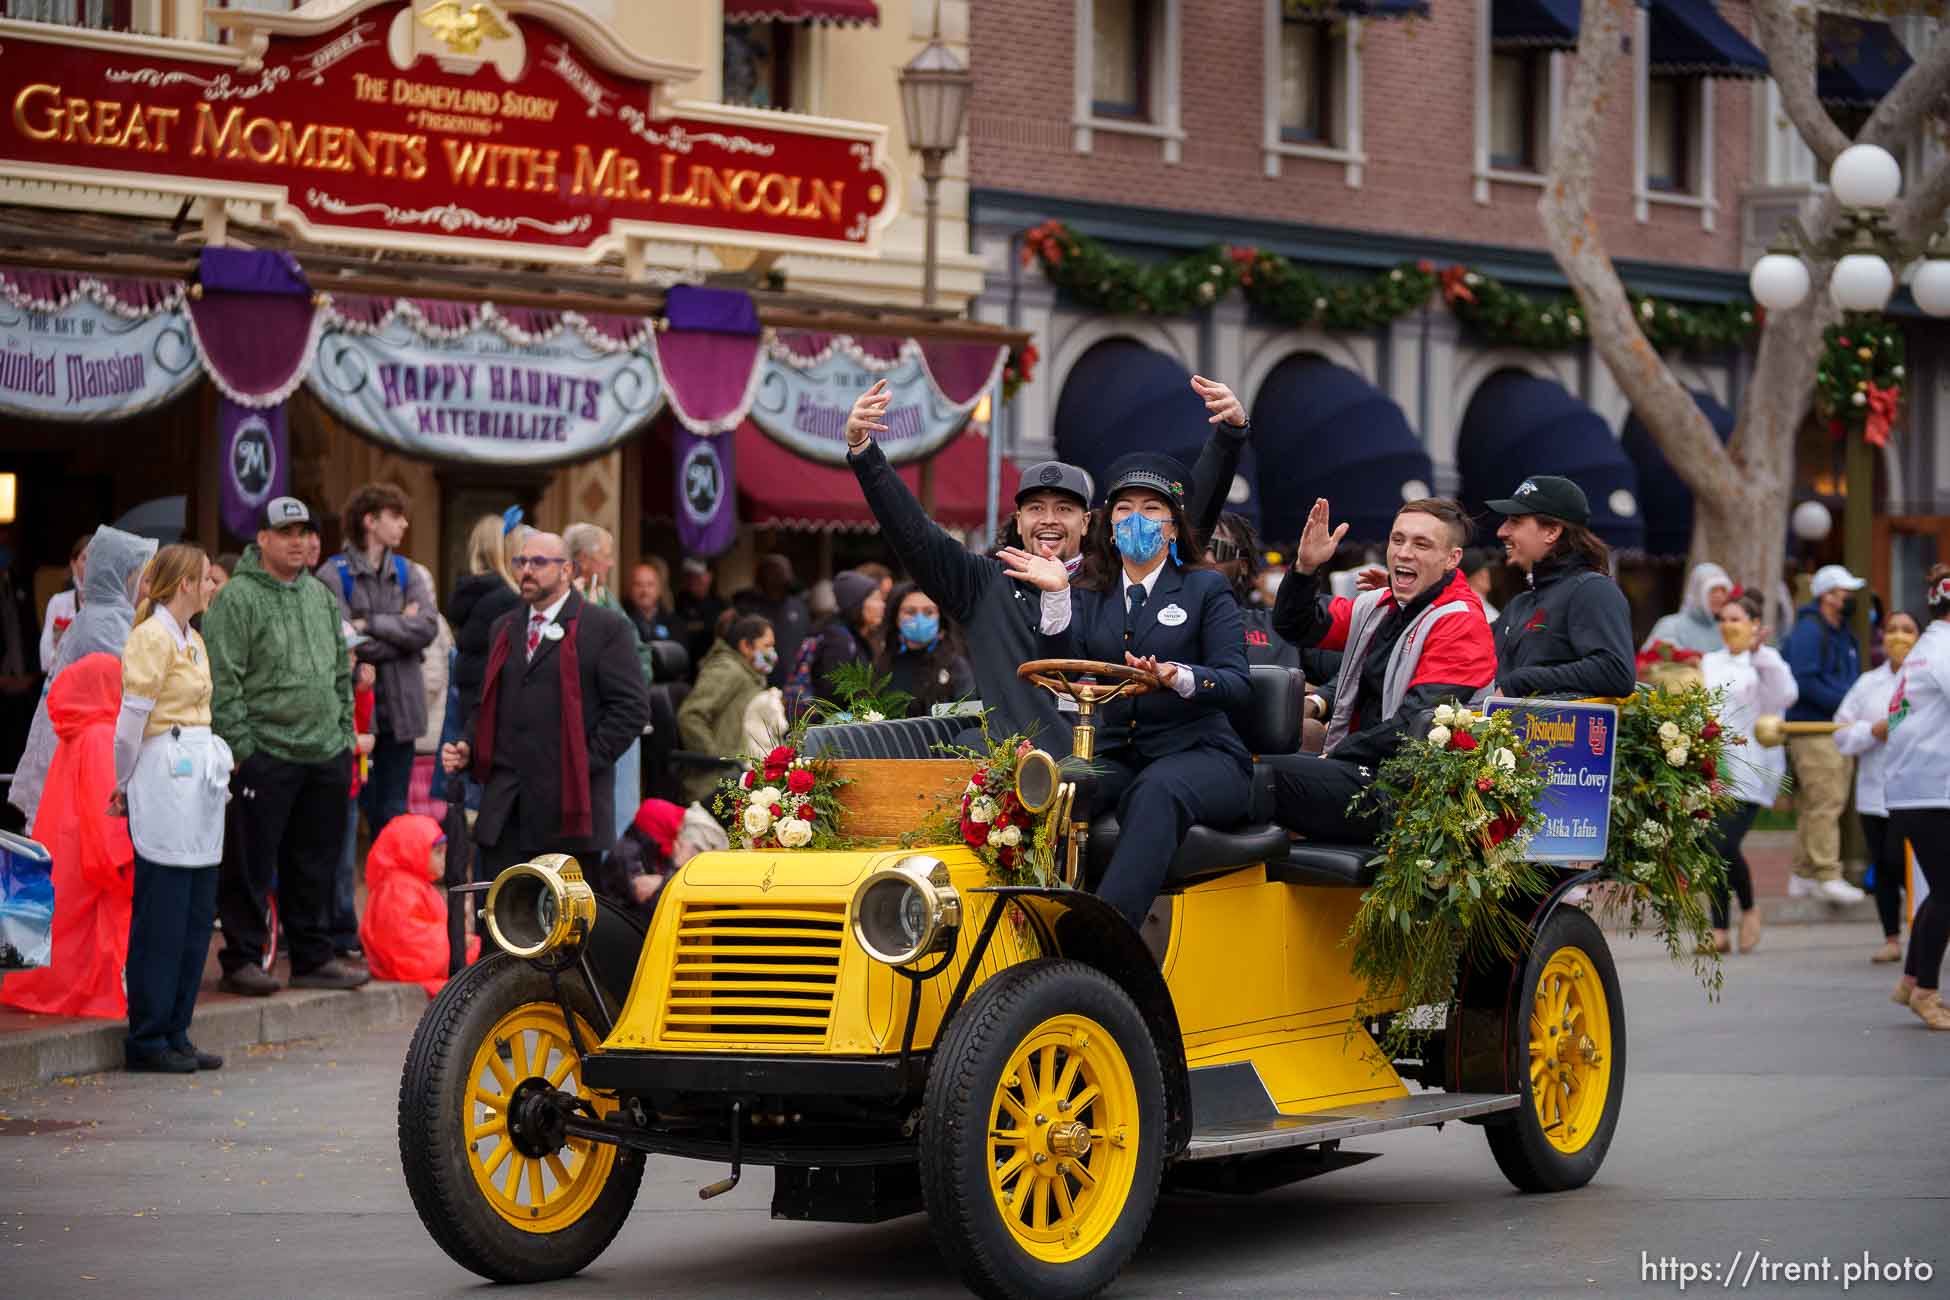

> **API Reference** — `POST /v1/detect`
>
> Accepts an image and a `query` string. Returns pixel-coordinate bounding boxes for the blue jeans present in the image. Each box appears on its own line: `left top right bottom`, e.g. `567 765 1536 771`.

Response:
126 858 218 1057
612 738 642 842
358 734 415 836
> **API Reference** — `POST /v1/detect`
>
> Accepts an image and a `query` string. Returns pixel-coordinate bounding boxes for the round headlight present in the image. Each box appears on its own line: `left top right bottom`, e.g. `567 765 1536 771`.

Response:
1014 748 1060 815
486 854 596 959
851 855 961 966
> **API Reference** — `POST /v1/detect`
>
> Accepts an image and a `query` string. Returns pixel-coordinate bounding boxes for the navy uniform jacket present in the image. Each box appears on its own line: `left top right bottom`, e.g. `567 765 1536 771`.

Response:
1040 565 1250 764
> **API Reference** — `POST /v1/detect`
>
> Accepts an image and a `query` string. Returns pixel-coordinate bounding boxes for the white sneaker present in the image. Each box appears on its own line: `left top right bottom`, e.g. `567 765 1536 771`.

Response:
1787 875 1819 899
1817 878 1866 905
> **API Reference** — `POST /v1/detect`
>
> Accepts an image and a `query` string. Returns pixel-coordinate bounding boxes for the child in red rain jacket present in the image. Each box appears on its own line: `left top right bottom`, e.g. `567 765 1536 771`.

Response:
358 814 476 996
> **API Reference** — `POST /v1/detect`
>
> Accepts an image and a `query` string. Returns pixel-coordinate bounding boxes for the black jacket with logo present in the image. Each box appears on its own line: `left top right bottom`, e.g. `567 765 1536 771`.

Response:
1492 555 1636 700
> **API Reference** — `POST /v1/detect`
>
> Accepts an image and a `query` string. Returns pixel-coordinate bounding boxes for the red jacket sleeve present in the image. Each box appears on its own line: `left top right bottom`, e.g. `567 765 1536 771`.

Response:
1317 596 1355 653
1406 609 1497 692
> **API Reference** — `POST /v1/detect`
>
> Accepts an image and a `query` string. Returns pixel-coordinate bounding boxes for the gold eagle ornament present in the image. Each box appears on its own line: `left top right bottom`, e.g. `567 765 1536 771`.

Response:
418 1 514 56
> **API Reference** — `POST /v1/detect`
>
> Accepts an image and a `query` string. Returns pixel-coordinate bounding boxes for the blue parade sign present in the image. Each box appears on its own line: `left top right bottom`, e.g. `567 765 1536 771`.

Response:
1485 698 1618 863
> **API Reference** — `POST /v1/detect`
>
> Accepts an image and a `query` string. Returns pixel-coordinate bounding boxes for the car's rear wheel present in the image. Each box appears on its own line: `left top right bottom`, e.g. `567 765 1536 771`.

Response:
1484 905 1625 1192
398 954 642 1282
920 959 1165 1300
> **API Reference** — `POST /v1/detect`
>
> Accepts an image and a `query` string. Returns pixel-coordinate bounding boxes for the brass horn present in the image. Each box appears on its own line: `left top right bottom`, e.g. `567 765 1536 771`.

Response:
1752 715 1844 749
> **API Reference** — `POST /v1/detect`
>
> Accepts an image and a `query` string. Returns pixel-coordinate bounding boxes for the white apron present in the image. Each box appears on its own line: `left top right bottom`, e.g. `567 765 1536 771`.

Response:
127 725 233 867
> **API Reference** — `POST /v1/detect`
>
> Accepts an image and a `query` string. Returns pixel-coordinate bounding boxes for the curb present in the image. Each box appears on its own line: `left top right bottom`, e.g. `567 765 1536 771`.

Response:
0 981 428 1092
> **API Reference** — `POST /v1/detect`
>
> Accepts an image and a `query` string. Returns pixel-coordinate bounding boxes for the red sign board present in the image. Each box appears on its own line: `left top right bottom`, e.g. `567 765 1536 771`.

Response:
0 0 896 262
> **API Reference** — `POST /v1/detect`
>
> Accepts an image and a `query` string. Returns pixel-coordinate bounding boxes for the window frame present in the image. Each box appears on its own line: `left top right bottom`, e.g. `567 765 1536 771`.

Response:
1277 14 1334 144
1261 1 1364 184
1644 75 1692 194
721 19 799 112
1073 0 1185 163
1487 49 1546 172
1090 0 1153 121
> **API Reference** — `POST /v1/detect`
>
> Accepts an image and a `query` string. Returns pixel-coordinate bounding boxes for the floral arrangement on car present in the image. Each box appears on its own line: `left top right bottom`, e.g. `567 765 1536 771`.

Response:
1589 686 1736 990
709 730 851 852
814 662 912 725
908 720 1064 888
1634 639 1705 693
1349 702 1554 1061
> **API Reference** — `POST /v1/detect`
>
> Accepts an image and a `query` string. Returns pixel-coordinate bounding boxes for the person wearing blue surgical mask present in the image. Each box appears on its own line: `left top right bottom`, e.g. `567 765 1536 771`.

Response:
875 582 973 719
1002 452 1252 930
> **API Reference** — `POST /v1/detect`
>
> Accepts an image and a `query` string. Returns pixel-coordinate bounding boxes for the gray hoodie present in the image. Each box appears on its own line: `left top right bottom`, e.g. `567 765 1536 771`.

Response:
7 526 157 825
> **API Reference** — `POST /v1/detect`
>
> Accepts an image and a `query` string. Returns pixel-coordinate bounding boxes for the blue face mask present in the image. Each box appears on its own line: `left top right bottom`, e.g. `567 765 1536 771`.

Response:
1112 512 1168 565
899 612 940 647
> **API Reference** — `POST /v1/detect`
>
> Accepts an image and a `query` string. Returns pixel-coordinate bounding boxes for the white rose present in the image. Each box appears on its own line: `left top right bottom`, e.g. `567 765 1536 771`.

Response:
777 818 813 848
970 796 997 824
862 710 885 724
742 804 773 837
1493 747 1516 770
1427 725 1452 747
1658 722 1681 743
750 787 781 809
1453 707 1474 725
1432 704 1456 726
987 827 1005 848
1001 825 1023 847
1665 745 1690 767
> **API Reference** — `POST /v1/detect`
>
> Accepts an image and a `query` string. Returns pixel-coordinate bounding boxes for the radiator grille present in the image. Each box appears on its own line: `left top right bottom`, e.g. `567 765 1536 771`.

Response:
659 902 846 1043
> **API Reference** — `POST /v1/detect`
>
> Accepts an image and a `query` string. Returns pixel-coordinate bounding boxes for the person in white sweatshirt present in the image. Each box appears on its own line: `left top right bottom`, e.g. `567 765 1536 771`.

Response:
1884 565 1950 1030
1701 593 1798 954
1834 610 1922 964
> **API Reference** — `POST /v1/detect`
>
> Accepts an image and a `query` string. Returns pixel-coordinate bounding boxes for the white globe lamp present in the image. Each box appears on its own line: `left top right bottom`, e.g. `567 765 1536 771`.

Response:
1830 252 1896 312
1829 143 1903 210
1791 500 1833 542
1749 253 1811 311
1912 258 1950 317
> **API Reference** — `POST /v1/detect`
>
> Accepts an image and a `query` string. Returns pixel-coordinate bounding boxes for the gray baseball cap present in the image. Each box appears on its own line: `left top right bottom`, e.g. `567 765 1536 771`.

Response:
263 496 312 531
1015 461 1093 507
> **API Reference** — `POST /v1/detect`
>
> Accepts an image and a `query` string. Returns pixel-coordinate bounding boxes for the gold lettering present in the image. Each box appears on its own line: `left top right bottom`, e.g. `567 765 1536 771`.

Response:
572 144 620 197
62 98 95 146
92 100 121 147
807 177 842 224
192 103 246 159
241 116 281 165
726 169 762 213
277 120 320 168
144 106 180 152
343 125 377 175
112 103 151 151
12 84 61 143
758 172 793 218
523 147 558 193
401 134 428 181
444 138 493 186
702 164 736 211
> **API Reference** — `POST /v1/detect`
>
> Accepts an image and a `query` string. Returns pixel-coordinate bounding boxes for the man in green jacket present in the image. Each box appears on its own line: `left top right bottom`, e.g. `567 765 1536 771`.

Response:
202 498 363 996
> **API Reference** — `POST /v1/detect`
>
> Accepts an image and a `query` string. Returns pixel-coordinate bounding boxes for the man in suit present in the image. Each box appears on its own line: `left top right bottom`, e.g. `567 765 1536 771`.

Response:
441 531 650 879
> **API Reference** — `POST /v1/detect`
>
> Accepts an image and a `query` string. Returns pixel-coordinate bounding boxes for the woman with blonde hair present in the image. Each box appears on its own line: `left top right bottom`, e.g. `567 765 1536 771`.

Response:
114 543 232 1072
444 513 525 736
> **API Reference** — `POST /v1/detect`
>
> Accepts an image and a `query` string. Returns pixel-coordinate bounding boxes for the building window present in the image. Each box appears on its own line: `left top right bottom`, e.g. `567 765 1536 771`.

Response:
1814 105 1875 184
1092 0 1153 120
723 21 797 111
1489 50 1548 171
1645 77 1692 192
1279 16 1334 143
5 0 132 26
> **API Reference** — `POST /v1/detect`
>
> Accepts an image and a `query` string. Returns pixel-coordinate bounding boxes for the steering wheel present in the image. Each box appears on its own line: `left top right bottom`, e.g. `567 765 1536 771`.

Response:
1017 658 1161 704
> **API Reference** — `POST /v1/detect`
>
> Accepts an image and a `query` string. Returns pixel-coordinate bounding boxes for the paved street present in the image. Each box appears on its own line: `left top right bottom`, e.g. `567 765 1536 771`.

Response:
2 920 1943 1300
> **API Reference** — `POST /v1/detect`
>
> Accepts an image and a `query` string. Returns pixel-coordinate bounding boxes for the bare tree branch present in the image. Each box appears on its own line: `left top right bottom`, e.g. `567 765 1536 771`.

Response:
1751 0 1850 167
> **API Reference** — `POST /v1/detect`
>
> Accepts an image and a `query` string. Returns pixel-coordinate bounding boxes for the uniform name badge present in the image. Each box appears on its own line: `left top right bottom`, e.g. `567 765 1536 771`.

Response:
542 622 565 641
1156 603 1188 627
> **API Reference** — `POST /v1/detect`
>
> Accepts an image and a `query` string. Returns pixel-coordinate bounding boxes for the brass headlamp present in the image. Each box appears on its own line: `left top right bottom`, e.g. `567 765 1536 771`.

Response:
484 853 597 959
850 854 961 967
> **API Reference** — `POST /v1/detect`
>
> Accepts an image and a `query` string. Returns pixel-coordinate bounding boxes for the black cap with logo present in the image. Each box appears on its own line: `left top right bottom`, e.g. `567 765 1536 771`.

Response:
1015 461 1094 508
262 496 312 531
1484 475 1590 527
1102 452 1191 508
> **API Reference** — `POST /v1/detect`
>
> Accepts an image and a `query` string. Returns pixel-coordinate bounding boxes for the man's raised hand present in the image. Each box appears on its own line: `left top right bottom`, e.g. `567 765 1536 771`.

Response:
997 546 1070 593
1294 498 1347 575
846 378 892 450
1190 374 1246 426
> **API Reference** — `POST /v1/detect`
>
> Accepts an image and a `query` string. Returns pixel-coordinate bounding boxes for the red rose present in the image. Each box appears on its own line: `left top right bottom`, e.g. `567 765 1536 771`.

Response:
1701 720 1722 741
764 745 795 779
1450 731 1479 752
1694 808 1712 821
962 820 987 848
787 769 815 795
1486 814 1521 846
741 771 754 789
1700 756 1718 781
973 766 989 785
770 804 783 818
1476 776 1494 793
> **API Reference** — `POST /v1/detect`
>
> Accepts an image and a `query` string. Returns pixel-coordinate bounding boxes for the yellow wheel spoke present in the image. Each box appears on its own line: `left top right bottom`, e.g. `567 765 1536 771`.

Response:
1032 1178 1051 1231
1069 1156 1099 1189
467 1116 506 1142
1038 1044 1058 1101
1067 1083 1100 1116
1052 1171 1076 1221
484 1051 516 1093
468 1085 504 1113
548 1056 577 1089
1528 1057 1547 1084
545 1152 573 1186
989 1128 1025 1143
525 1155 545 1206
993 1152 1027 1186
511 1030 532 1081
998 1092 1031 1127
1054 1051 1082 1104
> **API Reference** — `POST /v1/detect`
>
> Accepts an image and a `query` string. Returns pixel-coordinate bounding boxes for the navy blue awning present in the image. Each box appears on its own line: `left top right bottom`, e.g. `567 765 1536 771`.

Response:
1250 357 1433 546
1648 0 1767 78
1054 340 1259 524
1458 372 1645 550
1493 0 1580 50
1620 390 1734 558
1336 0 1429 18
1819 17 1912 108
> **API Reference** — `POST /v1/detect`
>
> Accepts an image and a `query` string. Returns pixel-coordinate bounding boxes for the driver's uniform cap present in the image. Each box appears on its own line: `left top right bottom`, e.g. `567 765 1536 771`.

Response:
1016 461 1093 508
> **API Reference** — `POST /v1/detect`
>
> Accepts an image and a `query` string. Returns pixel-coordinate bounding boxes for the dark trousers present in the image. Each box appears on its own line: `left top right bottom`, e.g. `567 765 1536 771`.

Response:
1271 754 1382 844
358 734 414 837
1092 745 1250 930
1708 802 1761 930
220 751 348 976
332 796 360 952
126 857 217 1056
1891 809 1950 990
1861 813 1908 940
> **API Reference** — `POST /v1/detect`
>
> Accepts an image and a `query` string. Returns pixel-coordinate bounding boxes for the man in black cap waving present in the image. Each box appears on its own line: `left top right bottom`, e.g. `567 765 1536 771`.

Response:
1486 475 1635 700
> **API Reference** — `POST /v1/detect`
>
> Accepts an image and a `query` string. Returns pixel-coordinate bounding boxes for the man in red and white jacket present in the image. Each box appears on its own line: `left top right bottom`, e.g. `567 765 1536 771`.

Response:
1269 497 1496 842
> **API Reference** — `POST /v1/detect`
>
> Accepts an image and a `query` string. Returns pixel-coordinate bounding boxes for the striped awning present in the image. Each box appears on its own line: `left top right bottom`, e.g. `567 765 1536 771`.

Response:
724 0 879 24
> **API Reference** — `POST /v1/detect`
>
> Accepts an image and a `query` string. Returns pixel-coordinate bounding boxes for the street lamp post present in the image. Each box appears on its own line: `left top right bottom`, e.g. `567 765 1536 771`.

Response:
1747 142 1950 645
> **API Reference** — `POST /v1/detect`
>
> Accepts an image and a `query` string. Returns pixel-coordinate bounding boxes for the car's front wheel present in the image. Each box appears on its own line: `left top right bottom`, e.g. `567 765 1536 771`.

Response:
397 954 642 1282
920 959 1165 1300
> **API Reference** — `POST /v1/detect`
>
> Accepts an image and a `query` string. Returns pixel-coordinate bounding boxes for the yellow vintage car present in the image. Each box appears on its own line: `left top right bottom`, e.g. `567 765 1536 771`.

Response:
397 662 1624 1300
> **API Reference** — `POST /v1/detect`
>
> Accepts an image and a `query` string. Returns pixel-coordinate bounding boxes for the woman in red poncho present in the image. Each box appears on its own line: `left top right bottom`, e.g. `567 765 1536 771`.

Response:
360 813 477 996
0 653 133 1019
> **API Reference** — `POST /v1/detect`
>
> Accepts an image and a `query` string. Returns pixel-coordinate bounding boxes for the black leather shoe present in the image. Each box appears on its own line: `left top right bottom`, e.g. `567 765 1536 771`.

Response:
176 1044 224 1070
126 1047 197 1074
290 957 371 990
219 965 281 997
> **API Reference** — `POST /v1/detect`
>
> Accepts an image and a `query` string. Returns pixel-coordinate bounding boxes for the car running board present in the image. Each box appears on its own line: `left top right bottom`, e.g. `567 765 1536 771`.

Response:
1180 1092 1521 1162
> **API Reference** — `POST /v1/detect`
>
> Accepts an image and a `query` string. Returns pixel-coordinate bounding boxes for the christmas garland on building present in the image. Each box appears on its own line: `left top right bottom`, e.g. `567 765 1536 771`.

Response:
1020 219 1763 352
1816 316 1906 446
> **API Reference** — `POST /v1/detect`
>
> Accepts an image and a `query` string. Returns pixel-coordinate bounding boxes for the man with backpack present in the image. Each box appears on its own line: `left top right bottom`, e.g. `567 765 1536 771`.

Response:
319 483 438 836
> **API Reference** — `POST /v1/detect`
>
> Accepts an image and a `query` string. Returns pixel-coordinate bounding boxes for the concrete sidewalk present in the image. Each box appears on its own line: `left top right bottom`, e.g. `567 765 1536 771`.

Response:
0 947 429 1091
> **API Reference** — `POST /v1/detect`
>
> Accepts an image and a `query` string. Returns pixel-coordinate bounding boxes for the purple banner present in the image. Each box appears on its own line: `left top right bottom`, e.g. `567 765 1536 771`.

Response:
673 425 735 557
219 398 287 540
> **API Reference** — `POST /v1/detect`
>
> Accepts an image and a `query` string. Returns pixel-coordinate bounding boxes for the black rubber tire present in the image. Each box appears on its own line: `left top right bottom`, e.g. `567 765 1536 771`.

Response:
1484 905 1626 1193
919 958 1166 1300
397 954 644 1283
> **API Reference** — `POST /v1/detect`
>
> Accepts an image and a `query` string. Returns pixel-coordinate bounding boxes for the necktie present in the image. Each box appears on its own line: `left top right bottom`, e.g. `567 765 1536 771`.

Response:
527 612 544 659
1126 583 1147 643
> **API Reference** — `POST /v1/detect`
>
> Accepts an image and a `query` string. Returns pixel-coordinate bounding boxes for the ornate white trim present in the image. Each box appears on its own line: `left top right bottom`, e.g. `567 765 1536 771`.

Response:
541 42 616 118
304 189 592 238
319 297 651 354
618 106 774 157
185 300 326 410
0 273 185 320
649 326 770 436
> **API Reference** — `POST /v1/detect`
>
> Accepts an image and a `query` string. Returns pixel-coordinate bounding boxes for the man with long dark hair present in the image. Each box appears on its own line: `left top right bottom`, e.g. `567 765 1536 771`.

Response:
1487 476 1635 700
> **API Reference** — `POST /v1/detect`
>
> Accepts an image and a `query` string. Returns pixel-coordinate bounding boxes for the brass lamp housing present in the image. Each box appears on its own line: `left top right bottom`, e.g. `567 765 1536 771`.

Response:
850 854 962 967
484 853 597 959
1014 749 1061 815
